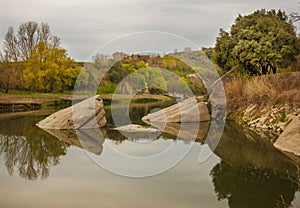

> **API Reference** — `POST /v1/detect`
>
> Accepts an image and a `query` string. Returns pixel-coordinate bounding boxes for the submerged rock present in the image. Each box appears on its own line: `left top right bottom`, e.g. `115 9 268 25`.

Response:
36 95 106 129
274 115 300 156
112 124 161 133
142 97 210 123
112 124 161 141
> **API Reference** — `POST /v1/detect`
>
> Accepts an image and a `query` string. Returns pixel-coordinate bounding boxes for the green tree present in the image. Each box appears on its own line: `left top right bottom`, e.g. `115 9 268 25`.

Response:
213 29 237 72
213 9 299 74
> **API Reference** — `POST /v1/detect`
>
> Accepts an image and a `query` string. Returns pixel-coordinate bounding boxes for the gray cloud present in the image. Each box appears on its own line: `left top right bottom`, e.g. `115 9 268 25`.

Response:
0 0 299 61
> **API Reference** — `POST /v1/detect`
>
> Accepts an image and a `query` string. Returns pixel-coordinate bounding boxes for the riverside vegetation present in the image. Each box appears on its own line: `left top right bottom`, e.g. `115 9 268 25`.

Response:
0 9 300 141
214 10 300 141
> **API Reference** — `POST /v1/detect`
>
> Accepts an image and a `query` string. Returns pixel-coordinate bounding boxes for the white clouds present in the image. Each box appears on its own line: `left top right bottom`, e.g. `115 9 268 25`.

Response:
0 0 299 61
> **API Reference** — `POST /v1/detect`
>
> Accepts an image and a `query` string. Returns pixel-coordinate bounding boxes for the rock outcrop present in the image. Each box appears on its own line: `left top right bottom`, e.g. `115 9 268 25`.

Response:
37 95 106 129
242 104 299 134
142 97 210 123
274 115 300 156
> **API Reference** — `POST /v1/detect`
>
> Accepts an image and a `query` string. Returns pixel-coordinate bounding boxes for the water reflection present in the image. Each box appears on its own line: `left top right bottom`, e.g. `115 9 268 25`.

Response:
213 122 299 177
104 101 175 126
210 122 300 208
43 128 105 155
0 111 69 180
0 106 299 208
210 161 299 208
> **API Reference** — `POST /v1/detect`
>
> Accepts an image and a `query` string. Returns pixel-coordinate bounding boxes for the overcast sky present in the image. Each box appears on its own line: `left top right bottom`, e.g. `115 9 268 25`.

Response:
0 0 299 61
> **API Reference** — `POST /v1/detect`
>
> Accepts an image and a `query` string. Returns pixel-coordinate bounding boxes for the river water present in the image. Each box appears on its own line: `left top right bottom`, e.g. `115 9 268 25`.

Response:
0 102 299 208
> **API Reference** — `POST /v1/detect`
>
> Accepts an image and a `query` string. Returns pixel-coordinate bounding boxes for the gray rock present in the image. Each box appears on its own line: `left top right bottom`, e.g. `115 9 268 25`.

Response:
259 116 268 123
248 118 260 125
112 124 161 133
142 97 210 123
244 104 257 117
256 123 263 128
270 113 275 118
274 115 300 156
36 95 106 129
112 124 161 141
278 123 286 132
249 123 256 128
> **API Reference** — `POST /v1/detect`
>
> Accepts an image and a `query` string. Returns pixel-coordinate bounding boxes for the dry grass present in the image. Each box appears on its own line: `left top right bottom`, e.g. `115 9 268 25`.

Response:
225 72 300 114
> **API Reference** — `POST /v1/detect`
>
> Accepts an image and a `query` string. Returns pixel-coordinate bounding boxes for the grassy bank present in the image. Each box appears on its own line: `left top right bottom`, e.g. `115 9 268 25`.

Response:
224 71 300 139
225 71 300 116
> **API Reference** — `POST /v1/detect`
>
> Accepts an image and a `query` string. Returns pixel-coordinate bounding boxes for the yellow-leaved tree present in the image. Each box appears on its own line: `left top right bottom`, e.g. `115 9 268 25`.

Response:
23 42 81 92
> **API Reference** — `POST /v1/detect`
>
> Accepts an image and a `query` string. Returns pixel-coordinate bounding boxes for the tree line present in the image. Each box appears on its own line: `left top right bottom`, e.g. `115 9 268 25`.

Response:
1 9 300 93
0 21 81 92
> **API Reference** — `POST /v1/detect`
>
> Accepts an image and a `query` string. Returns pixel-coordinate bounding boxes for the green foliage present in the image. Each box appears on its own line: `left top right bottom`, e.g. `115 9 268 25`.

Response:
132 98 160 103
145 68 168 91
136 61 147 69
163 55 194 76
213 29 237 72
213 9 299 75
288 36 300 72
96 55 206 95
279 111 286 122
184 76 207 95
97 81 117 94
121 63 136 73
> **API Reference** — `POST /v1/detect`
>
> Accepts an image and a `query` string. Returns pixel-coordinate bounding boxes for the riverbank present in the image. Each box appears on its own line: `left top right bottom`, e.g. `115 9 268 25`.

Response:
229 103 300 157
230 103 299 139
225 71 300 155
0 92 173 112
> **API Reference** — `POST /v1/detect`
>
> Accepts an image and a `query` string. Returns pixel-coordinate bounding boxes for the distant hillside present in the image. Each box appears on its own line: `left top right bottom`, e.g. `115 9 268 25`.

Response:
92 53 208 95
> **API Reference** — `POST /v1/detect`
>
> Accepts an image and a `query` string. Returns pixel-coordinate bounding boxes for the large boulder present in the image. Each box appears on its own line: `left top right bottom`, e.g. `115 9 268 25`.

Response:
142 97 210 123
36 95 106 129
274 115 300 156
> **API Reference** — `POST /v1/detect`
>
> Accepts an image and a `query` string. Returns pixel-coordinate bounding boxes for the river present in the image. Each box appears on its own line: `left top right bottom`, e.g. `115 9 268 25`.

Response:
0 102 299 208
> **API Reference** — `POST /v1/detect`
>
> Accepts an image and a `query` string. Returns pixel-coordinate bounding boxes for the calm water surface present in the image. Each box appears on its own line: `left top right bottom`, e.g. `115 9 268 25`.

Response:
0 103 299 208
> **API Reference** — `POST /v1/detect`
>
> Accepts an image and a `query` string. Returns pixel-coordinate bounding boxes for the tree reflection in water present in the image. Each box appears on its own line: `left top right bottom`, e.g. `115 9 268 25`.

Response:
210 160 299 208
0 113 69 180
1 107 300 208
